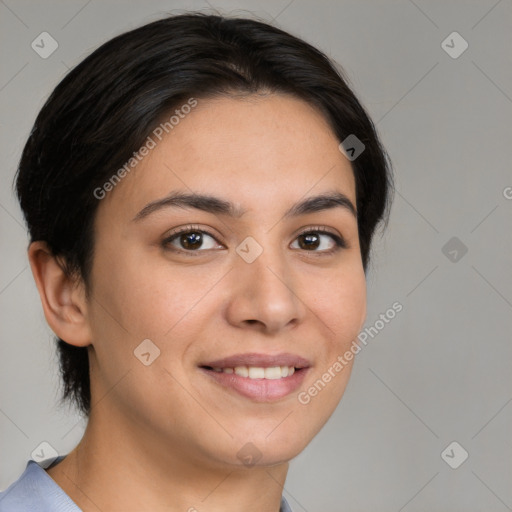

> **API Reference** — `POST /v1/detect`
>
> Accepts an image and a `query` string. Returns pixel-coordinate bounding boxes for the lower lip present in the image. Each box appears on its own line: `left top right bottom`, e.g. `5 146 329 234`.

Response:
200 367 310 402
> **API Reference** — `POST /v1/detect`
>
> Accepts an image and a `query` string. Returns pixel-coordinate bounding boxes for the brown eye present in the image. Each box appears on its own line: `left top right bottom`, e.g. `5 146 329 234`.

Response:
297 232 322 250
163 229 222 252
291 229 346 253
179 231 203 250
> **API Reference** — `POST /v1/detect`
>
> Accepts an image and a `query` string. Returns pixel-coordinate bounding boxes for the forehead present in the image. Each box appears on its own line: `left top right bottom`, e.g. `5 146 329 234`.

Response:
97 93 356 223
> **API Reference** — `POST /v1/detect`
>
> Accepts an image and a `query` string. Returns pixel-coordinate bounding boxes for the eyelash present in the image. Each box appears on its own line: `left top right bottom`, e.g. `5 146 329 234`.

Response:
162 224 347 256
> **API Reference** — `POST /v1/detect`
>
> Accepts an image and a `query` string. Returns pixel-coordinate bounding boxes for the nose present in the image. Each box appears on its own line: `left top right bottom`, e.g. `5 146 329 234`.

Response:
224 243 307 334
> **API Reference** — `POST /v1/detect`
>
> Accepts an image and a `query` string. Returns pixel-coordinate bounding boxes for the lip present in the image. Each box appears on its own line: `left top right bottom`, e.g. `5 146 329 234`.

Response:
200 366 310 402
200 352 311 369
198 352 312 402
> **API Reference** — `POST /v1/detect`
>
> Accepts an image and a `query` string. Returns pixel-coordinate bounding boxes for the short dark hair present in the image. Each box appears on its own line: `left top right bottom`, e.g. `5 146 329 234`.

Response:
15 12 393 416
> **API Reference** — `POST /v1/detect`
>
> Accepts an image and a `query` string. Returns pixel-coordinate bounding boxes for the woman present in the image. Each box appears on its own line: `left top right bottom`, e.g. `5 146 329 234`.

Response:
0 12 392 512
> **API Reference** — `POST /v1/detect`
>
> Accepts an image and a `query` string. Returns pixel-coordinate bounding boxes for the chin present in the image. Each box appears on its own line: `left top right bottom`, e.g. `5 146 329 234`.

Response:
223 430 311 469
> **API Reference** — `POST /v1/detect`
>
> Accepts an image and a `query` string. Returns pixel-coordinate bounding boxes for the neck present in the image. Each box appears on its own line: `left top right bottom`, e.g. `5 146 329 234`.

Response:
46 403 289 512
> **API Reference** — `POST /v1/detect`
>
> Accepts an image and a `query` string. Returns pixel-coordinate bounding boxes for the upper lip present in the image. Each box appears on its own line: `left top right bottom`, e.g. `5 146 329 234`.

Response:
200 352 311 369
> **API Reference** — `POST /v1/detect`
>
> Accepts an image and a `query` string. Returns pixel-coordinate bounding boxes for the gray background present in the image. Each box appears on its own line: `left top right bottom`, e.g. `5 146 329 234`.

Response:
1 1 511 510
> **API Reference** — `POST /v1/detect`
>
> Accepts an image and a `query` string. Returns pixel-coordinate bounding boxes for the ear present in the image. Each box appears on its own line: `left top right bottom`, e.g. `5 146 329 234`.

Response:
28 241 91 347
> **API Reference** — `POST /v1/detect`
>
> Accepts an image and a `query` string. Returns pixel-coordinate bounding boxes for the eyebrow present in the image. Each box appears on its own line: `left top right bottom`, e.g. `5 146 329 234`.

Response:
132 190 357 222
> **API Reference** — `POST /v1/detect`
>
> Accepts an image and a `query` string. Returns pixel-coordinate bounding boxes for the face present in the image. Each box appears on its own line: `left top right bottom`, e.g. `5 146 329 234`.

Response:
86 93 366 468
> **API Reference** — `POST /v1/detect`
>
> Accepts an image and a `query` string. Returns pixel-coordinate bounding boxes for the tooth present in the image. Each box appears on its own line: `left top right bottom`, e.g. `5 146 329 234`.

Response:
213 367 222 372
264 366 282 379
248 367 265 379
226 365 297 378
234 366 249 377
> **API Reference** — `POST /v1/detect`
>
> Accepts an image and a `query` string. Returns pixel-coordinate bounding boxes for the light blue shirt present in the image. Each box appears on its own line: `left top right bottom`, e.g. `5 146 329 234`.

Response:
0 457 294 511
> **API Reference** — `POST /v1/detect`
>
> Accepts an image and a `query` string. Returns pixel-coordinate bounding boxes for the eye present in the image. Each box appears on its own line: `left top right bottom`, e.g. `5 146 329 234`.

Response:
162 225 223 253
291 227 347 254
162 225 347 255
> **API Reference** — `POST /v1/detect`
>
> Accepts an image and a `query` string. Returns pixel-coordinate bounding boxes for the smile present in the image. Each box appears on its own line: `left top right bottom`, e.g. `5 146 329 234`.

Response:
209 365 295 379
199 353 311 402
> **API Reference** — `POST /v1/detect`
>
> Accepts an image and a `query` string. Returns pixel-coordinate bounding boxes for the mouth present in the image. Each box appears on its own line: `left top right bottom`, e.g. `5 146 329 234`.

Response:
198 352 311 402
202 364 299 379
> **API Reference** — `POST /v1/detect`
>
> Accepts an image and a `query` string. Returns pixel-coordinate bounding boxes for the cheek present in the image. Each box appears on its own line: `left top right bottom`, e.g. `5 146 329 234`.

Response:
308 263 367 344
292 268 365 439
90 246 213 340
86 252 212 425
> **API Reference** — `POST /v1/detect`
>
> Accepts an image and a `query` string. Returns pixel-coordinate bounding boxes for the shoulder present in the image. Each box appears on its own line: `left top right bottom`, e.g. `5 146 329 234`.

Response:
280 495 294 512
1 459 293 512
0 458 80 512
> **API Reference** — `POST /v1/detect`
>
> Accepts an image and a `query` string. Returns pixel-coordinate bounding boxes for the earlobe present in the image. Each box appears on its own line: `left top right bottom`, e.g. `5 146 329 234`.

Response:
28 241 91 347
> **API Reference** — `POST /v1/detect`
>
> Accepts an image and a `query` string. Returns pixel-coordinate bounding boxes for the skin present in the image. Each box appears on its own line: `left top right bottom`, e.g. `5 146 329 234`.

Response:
29 93 367 512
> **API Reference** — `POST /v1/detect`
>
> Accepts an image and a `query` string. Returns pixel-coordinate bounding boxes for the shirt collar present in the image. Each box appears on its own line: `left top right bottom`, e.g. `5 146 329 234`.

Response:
1 458 294 512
